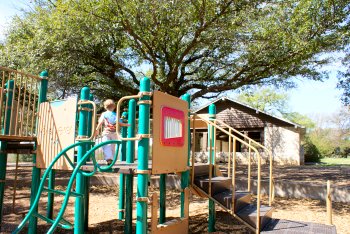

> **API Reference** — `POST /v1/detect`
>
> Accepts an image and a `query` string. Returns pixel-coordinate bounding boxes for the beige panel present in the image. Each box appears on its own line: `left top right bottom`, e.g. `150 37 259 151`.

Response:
36 98 77 170
152 91 188 174
190 118 208 129
151 188 189 234
152 219 189 234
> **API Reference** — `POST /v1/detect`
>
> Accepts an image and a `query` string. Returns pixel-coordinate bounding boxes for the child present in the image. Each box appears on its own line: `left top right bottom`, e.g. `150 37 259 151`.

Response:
94 99 128 165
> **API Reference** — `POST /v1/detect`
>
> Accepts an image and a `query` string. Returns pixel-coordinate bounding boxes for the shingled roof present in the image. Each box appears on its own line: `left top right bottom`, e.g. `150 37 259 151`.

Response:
194 97 304 129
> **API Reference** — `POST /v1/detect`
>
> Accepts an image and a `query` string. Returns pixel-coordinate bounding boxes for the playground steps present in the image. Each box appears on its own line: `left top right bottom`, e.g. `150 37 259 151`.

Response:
192 164 274 231
193 175 273 231
212 189 251 212
192 164 337 233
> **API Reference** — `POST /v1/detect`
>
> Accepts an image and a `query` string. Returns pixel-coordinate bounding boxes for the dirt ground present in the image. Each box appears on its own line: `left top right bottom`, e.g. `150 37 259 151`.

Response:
1 166 350 234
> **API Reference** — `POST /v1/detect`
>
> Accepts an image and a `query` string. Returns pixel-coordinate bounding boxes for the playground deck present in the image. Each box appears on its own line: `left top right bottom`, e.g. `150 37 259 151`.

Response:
262 219 337 233
81 162 141 175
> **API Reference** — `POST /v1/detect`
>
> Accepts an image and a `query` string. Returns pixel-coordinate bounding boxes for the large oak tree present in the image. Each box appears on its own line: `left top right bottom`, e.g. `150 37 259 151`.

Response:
1 0 349 101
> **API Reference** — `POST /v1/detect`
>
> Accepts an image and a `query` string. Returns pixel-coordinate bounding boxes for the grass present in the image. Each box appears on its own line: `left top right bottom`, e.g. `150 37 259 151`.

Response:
319 157 350 166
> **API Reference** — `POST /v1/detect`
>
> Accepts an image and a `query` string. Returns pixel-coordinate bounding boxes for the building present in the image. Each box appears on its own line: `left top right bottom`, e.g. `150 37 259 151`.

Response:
193 97 306 165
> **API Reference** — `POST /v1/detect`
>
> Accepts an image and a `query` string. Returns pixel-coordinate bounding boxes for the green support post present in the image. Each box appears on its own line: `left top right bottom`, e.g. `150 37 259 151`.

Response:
28 70 48 234
47 79 57 218
159 174 166 223
0 80 14 230
118 111 128 220
83 93 94 231
208 104 216 232
46 169 55 219
180 94 191 218
136 77 151 234
74 87 90 234
125 99 136 234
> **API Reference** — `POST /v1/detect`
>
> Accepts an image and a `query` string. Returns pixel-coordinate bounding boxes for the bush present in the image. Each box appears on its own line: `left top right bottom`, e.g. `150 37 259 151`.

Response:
303 137 321 163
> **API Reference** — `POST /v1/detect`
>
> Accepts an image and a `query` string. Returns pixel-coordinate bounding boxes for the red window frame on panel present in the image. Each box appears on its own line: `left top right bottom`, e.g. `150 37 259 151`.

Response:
160 106 185 147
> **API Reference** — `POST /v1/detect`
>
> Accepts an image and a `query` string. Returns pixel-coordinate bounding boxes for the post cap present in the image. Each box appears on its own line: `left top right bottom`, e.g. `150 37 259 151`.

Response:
39 70 48 78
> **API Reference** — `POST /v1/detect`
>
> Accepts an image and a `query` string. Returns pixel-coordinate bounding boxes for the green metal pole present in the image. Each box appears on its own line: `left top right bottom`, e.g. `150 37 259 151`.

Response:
159 174 166 224
180 94 191 218
208 104 216 232
118 112 128 220
136 77 150 234
125 99 136 234
74 87 90 234
28 70 48 234
47 74 57 218
0 80 14 230
83 93 94 231
46 169 55 219
47 77 57 218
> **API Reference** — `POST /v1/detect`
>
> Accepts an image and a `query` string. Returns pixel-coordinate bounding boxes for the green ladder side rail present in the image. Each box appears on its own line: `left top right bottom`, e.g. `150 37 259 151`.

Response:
13 139 122 234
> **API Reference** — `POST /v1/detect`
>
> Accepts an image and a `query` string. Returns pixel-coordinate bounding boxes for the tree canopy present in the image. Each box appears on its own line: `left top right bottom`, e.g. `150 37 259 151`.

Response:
235 86 316 128
0 0 349 101
236 87 289 115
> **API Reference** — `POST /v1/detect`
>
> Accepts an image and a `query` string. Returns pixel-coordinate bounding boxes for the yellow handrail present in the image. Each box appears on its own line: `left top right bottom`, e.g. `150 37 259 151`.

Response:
115 92 152 141
212 119 274 206
76 100 97 141
192 114 262 233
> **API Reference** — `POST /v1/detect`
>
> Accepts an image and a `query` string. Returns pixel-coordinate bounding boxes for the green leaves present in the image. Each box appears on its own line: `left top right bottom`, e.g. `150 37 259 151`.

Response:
0 0 348 101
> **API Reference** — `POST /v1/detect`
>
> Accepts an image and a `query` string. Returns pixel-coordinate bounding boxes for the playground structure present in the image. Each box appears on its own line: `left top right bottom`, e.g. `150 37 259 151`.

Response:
0 66 337 234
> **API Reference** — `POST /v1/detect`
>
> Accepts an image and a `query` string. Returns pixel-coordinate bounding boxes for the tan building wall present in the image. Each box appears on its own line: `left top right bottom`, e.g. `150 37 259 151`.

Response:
264 125 302 165
193 125 303 165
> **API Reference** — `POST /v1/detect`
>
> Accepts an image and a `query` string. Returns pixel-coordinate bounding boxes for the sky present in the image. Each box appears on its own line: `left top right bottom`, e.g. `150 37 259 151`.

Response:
0 0 346 119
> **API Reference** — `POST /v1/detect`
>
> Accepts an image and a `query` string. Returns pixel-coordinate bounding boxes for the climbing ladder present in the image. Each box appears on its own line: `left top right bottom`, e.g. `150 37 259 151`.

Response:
190 113 337 233
12 140 122 233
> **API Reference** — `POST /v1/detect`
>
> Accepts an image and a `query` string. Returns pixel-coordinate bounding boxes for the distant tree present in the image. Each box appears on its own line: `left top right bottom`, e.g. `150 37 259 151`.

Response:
305 107 350 158
337 35 350 105
282 112 316 131
236 87 289 115
0 0 349 101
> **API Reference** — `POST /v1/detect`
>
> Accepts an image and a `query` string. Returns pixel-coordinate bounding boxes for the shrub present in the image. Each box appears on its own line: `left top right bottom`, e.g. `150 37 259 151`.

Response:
303 137 321 163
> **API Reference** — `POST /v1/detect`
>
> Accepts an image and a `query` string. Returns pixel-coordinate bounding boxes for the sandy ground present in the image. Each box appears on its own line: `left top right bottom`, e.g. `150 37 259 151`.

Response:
1 166 350 233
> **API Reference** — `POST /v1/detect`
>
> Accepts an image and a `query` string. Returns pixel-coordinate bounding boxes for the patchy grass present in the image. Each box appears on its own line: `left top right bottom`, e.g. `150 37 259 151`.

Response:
320 157 350 166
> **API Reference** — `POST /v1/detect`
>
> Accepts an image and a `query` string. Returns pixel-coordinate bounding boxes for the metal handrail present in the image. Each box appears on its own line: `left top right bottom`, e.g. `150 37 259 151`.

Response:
76 100 97 141
192 114 262 233
116 92 152 141
215 119 274 206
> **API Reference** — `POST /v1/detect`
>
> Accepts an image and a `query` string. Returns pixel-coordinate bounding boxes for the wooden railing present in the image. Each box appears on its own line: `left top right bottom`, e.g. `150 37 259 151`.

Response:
0 67 42 139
